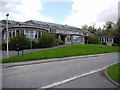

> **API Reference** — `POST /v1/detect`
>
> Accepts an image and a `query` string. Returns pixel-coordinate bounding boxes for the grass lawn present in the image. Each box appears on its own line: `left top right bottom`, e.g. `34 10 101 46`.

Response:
107 63 120 84
2 44 119 63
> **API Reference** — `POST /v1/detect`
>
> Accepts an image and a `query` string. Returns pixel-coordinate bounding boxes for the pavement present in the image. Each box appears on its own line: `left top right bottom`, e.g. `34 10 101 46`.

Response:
2 53 119 89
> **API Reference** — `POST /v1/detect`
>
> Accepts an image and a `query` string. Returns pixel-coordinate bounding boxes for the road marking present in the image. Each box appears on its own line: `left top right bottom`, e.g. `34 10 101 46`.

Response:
41 68 105 89
41 62 119 89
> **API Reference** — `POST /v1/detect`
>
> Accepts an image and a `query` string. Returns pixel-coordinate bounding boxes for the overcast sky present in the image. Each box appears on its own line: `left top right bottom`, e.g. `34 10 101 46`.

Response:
0 0 119 28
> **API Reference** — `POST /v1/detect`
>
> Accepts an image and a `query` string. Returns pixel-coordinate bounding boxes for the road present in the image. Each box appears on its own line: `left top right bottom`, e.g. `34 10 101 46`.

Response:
2 53 119 89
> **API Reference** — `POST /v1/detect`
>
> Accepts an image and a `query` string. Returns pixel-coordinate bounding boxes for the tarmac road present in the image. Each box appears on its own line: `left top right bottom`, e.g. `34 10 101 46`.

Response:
2 53 119 89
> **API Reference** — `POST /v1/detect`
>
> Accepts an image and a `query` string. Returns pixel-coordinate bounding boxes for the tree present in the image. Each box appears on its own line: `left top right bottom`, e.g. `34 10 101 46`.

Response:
82 25 88 30
95 27 102 36
113 18 120 44
9 34 30 55
102 21 116 36
106 21 115 29
87 26 96 34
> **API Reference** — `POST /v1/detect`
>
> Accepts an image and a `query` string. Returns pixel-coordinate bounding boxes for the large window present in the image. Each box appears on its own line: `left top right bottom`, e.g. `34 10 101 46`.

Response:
4 32 7 40
13 31 15 37
30 30 33 38
24 30 38 39
73 36 80 43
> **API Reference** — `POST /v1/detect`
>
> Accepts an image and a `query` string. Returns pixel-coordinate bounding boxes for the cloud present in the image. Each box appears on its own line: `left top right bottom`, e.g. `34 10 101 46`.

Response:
119 1 120 18
62 0 119 28
41 0 72 2
0 0 55 22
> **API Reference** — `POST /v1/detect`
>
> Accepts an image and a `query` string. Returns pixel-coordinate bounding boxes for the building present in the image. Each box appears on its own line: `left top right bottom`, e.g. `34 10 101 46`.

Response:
0 20 91 46
99 36 114 45
2 25 49 44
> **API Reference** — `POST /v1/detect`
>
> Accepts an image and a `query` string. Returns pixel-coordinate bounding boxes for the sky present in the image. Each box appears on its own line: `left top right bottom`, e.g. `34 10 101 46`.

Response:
0 0 119 28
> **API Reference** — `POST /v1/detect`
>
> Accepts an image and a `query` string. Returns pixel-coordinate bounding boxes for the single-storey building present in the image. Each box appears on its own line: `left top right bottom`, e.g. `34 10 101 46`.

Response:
0 20 91 46
99 36 114 45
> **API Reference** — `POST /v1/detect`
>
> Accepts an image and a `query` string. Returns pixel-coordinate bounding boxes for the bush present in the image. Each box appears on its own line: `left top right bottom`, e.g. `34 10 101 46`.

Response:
54 39 64 45
38 32 56 48
2 43 11 50
9 34 30 50
88 36 99 44
112 44 118 46
114 36 120 45
102 42 107 45
58 40 64 45
2 43 7 50
32 41 39 49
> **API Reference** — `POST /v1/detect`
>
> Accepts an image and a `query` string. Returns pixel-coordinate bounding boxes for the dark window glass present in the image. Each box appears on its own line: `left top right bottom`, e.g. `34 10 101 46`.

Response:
9 32 11 37
13 31 15 36
16 30 19 34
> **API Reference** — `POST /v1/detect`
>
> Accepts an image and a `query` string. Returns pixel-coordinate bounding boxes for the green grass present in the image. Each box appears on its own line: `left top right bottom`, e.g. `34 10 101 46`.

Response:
107 63 120 84
2 44 119 63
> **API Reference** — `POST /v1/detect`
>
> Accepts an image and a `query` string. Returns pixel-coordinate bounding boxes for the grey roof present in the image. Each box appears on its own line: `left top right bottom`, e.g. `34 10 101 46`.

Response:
0 20 87 33
25 20 84 32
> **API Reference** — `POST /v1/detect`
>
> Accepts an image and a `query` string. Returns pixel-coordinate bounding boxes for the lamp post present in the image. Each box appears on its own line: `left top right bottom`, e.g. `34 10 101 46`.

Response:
6 13 9 60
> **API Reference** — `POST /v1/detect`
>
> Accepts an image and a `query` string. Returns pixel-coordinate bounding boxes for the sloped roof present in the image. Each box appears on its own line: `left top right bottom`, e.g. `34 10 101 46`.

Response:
0 20 87 33
25 20 84 32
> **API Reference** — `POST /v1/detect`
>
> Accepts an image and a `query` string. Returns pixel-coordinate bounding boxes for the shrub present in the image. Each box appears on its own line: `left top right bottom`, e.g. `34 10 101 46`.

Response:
2 43 7 50
38 32 56 48
54 39 64 45
102 42 107 45
58 40 64 45
2 43 11 50
112 44 118 46
88 36 99 44
9 34 30 50
32 41 39 49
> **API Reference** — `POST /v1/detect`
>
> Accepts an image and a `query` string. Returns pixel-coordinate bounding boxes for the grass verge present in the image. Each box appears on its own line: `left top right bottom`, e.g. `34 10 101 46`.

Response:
2 44 119 63
107 63 120 85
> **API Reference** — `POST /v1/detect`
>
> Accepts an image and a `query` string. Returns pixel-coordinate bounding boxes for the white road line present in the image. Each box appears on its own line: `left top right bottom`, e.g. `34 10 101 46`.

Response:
41 62 119 89
41 68 105 89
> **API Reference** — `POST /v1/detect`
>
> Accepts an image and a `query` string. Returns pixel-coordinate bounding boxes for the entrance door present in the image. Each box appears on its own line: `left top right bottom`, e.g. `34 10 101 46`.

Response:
84 37 88 44
60 34 66 43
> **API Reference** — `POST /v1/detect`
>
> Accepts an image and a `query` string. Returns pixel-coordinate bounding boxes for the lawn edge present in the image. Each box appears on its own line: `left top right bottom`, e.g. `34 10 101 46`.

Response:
2 52 118 68
104 63 120 87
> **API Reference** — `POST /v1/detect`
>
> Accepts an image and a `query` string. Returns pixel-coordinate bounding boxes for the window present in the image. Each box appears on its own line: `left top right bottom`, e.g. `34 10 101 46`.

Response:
105 38 107 42
30 30 33 38
35 31 38 38
101 38 103 42
107 38 108 42
24 30 29 38
21 30 24 34
16 30 19 34
9 31 11 37
67 36 71 42
13 31 15 36
73 36 80 43
4 32 6 40
25 30 29 34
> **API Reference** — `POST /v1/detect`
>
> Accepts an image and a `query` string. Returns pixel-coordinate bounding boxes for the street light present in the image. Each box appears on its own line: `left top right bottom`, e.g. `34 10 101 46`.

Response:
6 13 9 60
